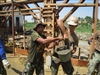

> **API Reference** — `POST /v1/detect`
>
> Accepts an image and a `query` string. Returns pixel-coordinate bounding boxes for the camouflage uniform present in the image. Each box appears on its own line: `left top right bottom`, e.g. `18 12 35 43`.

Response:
88 31 100 75
50 29 78 75
22 30 46 75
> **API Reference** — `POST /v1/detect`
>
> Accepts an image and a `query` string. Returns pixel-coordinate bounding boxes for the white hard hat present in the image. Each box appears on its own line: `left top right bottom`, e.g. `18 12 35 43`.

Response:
67 16 79 26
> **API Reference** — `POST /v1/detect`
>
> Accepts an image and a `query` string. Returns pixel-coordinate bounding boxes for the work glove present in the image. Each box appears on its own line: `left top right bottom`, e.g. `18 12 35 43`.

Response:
2 59 11 69
88 40 92 45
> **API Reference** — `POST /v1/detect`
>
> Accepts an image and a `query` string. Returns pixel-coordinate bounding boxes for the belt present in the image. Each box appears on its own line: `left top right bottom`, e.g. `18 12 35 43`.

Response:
95 49 100 54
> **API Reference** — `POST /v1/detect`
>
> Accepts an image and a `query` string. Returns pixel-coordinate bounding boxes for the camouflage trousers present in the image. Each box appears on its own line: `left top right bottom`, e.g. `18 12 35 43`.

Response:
22 60 44 75
50 59 74 75
88 49 100 75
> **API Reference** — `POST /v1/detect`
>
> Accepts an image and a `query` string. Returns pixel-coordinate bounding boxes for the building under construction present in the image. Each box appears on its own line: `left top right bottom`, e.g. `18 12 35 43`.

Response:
0 0 100 67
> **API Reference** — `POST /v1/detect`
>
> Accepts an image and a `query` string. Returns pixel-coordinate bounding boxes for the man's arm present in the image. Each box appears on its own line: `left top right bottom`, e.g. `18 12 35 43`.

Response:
57 19 68 39
36 36 63 45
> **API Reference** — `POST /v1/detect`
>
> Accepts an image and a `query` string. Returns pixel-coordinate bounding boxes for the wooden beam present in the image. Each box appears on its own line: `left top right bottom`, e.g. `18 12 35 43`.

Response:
0 12 40 16
16 48 29 56
0 14 11 16
0 7 41 13
0 0 44 6
33 2 40 7
56 0 69 15
23 4 40 20
62 0 85 22
44 3 97 7
89 0 99 59
11 0 15 55
71 58 89 67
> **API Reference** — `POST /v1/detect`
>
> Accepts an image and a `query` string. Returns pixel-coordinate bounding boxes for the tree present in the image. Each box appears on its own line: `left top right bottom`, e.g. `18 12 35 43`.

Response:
84 16 92 25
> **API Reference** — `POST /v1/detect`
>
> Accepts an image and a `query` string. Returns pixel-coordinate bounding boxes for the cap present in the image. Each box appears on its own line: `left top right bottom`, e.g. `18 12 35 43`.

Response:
34 22 46 29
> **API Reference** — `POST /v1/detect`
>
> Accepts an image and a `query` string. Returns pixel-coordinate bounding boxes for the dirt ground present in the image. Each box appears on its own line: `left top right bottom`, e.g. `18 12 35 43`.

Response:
6 53 88 75
5 40 90 75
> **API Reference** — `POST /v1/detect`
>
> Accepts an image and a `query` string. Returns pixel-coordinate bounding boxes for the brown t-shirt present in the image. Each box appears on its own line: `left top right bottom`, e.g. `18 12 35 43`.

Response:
93 30 100 51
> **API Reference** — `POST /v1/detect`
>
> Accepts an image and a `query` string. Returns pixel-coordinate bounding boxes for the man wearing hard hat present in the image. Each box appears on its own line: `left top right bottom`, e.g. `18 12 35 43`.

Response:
50 16 79 75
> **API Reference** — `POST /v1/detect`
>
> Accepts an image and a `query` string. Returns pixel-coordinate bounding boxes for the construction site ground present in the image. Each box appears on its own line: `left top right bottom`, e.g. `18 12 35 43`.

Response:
6 53 88 75
6 40 89 75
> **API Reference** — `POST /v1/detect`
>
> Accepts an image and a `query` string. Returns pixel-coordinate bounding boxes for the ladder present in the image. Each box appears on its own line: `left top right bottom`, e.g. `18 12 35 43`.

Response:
43 0 57 51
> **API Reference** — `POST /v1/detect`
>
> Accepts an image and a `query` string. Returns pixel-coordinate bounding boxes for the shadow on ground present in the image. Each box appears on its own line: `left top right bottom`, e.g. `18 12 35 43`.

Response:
11 67 22 75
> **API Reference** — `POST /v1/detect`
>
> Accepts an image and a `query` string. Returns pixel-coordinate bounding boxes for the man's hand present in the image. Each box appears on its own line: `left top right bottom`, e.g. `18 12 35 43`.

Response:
2 59 11 69
71 50 76 54
57 36 64 41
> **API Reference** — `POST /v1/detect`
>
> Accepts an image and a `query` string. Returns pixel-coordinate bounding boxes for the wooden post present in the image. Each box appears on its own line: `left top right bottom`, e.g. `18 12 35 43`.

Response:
89 0 98 59
23 16 26 50
11 0 15 55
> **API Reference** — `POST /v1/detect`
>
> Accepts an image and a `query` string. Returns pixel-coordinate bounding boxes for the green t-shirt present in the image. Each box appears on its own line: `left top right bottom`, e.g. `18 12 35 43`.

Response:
27 30 46 63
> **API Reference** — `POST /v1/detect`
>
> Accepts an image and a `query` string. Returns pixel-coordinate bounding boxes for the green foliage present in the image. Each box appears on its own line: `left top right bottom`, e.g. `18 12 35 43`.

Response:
24 22 35 30
25 15 100 33
75 23 100 33
75 22 92 33
75 16 100 33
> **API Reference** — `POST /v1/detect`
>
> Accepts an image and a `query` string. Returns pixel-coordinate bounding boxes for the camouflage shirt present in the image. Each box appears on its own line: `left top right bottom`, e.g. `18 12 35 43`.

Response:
27 30 46 63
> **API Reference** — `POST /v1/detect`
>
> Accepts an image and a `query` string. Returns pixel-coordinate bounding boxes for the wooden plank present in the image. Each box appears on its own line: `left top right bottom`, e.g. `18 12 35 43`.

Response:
16 48 47 60
15 48 29 55
15 48 89 67
44 3 95 7
71 58 89 67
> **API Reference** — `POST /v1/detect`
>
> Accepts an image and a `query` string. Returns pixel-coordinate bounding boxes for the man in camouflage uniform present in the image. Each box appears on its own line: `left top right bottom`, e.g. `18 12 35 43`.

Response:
50 16 79 75
87 31 100 75
0 38 11 75
22 22 63 75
